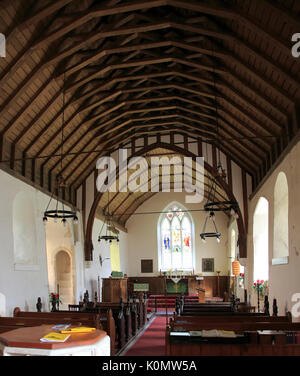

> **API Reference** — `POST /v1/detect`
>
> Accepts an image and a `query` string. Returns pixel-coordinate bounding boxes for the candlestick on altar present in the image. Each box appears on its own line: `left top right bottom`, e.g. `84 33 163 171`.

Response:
57 284 60 311
216 271 220 297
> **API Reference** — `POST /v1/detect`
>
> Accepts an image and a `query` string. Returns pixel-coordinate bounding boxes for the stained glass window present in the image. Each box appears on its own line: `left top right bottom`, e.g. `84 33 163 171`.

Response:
159 204 194 271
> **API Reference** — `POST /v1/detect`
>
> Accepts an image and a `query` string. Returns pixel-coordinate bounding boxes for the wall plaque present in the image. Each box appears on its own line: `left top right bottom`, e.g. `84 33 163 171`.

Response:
202 258 214 272
141 259 153 273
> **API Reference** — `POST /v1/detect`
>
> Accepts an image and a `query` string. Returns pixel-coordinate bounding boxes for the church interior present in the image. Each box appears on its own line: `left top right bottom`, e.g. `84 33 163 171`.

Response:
0 0 300 357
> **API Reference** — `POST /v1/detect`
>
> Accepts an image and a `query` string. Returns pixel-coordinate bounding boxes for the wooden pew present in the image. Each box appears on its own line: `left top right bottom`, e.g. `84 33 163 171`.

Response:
177 295 236 316
13 307 115 356
166 326 300 356
75 300 127 352
94 297 148 345
92 301 126 351
80 296 148 352
166 313 300 356
133 297 144 330
129 299 138 336
124 299 132 343
171 312 292 324
125 294 148 333
180 303 234 316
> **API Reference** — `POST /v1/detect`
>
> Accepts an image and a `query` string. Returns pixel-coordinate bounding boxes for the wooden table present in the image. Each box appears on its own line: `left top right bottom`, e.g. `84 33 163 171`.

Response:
0 325 110 356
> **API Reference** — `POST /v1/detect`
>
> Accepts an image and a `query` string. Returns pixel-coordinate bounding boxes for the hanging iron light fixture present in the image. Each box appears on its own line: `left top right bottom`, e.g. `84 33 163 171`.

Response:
42 74 78 226
98 192 119 243
200 211 221 243
203 54 239 219
200 54 239 242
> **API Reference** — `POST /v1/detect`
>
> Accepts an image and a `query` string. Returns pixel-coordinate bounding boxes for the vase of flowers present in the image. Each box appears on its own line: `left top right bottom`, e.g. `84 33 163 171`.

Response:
49 292 62 312
253 280 268 312
239 273 245 288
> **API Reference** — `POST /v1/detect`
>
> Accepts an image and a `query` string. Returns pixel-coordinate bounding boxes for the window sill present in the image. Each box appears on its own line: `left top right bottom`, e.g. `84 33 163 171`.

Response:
271 256 288 266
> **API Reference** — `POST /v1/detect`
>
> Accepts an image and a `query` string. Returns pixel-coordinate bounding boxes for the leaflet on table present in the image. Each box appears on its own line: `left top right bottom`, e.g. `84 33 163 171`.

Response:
51 324 71 330
40 332 70 342
60 327 96 334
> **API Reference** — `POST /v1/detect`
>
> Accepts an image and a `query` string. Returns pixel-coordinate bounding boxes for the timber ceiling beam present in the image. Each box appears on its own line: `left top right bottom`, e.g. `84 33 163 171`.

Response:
169 0 293 57
66 123 257 191
95 207 128 234
30 0 169 50
46 115 215 176
14 0 74 35
28 83 276 175
62 48 293 108
53 123 214 181
45 14 298 95
69 129 257 196
28 0 294 59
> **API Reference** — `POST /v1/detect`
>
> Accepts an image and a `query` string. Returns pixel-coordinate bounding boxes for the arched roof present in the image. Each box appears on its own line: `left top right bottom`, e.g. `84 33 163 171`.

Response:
0 0 299 206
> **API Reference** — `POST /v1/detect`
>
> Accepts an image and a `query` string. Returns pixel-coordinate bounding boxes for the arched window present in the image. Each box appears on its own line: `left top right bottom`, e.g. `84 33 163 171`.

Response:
253 197 269 281
13 191 38 268
110 241 121 272
158 204 194 271
273 172 289 262
230 229 236 275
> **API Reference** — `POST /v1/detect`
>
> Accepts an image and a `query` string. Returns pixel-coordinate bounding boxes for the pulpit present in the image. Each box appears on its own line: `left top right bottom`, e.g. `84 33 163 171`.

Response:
196 288 206 303
102 277 128 303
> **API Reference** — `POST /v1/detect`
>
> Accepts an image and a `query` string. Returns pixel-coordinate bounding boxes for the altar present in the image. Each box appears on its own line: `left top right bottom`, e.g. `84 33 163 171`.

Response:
128 274 230 297
165 272 205 295
166 278 188 294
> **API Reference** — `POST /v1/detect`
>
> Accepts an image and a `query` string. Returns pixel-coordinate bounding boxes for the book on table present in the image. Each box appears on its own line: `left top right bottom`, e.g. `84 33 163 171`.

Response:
60 327 96 334
189 331 203 336
40 332 70 343
201 329 237 338
170 331 190 336
51 324 71 330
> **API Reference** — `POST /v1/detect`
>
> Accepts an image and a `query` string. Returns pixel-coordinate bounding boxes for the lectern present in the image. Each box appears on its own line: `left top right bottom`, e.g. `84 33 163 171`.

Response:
102 277 128 302
196 288 206 303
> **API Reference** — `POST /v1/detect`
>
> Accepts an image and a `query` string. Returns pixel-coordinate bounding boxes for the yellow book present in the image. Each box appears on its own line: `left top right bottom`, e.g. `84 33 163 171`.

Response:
40 332 70 342
219 330 237 338
60 327 96 334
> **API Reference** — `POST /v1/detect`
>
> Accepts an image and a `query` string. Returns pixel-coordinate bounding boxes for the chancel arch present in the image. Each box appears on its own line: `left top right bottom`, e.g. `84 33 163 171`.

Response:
84 141 247 262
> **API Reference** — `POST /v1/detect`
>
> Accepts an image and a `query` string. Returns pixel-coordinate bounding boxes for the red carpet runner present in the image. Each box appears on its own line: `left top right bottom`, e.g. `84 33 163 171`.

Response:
123 316 167 356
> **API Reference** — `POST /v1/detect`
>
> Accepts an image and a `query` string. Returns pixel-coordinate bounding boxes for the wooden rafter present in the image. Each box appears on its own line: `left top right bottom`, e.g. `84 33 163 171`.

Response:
0 0 298 205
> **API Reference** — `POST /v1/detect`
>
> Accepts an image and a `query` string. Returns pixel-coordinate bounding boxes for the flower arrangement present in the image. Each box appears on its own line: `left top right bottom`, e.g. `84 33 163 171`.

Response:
238 272 245 287
49 292 62 305
253 280 269 297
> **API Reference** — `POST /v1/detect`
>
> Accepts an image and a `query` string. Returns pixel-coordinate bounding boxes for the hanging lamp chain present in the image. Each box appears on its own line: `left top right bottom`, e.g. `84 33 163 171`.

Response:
42 73 78 225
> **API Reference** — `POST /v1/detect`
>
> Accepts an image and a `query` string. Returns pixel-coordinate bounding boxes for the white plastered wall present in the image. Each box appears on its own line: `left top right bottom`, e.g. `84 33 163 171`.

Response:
126 191 229 277
247 140 300 320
